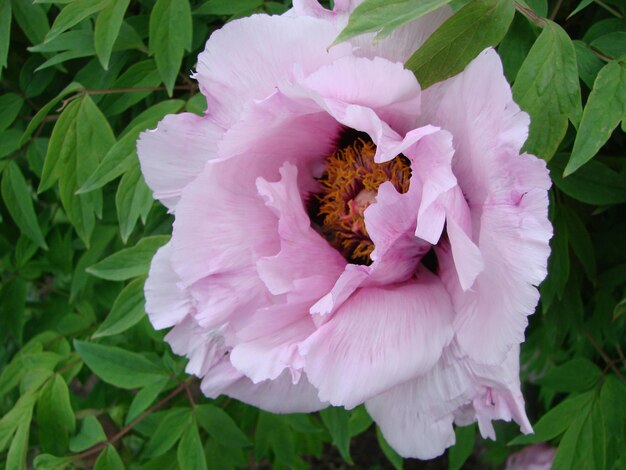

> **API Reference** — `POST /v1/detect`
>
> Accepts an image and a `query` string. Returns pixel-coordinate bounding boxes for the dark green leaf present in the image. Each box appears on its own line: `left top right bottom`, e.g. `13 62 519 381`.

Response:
320 407 352 464
573 40 605 89
94 0 130 70
194 0 263 16
74 340 167 389
448 425 475 470
561 206 596 282
0 277 27 344
149 0 192 95
87 235 169 281
513 21 582 160
0 0 10 75
376 426 403 470
11 0 49 46
177 422 207 470
405 0 514 89
565 61 626 175
538 358 602 392
125 378 168 424
334 0 452 45
69 416 107 452
116 161 153 242
143 408 192 457
100 60 162 115
94 445 125 470
1 161 47 248
0 93 23 132
195 404 251 448
590 32 626 59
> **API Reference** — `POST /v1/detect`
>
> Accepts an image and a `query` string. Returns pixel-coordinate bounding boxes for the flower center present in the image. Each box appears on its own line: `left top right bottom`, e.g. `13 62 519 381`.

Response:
310 137 411 265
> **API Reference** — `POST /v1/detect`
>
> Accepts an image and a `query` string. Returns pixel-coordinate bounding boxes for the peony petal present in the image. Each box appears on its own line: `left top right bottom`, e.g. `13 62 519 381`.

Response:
144 243 192 330
195 14 352 128
301 272 454 408
137 113 223 210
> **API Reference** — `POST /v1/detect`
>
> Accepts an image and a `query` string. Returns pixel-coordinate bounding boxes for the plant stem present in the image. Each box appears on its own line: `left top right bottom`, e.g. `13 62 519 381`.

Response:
583 327 626 384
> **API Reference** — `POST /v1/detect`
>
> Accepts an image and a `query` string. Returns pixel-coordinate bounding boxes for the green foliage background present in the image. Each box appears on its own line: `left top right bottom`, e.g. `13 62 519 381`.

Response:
0 0 625 468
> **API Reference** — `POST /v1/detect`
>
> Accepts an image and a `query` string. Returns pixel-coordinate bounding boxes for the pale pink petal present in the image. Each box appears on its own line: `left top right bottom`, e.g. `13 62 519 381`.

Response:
144 243 192 330
137 113 223 210
195 14 352 128
301 272 454 408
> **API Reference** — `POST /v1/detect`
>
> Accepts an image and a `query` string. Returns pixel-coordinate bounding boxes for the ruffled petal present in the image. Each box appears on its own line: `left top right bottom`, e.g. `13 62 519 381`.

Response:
301 272 454 408
137 113 223 211
195 14 352 128
144 243 192 330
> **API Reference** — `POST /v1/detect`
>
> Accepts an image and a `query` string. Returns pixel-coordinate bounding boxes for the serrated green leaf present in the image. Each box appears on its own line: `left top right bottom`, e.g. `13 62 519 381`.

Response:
1 161 47 248
0 93 23 132
37 374 76 454
549 154 626 205
195 404 251 448
320 407 352 464
0 0 10 75
513 20 582 160
565 61 626 175
74 340 167 389
79 99 184 194
45 0 109 43
93 277 146 338
94 0 130 69
448 425 475 470
69 416 107 452
149 0 192 95
143 408 192 458
405 0 514 89
333 0 452 45
94 445 125 470
177 422 207 470
509 391 594 445
87 235 169 281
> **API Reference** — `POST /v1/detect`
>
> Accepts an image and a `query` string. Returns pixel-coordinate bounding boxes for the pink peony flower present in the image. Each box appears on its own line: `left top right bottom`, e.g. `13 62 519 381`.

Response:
137 0 552 459
506 444 556 470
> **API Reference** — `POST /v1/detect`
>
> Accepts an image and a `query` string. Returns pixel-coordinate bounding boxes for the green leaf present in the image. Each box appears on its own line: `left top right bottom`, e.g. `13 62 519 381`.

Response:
94 445 125 470
0 0 10 75
0 93 23 132
94 0 130 70
45 0 109 43
255 412 295 466
376 426 403 470
0 129 21 160
348 406 373 437
568 0 594 18
590 32 626 59
565 61 626 175
37 374 76 454
70 226 117 302
74 340 167 389
149 0 192 95
195 404 251 448
33 454 73 470
561 206 596 282
448 425 475 470
573 40 605 89
11 0 49 47
513 20 582 160
405 0 514 89
125 377 168 424
0 392 37 452
320 407 352 464
333 0 452 45
116 161 153 242
87 235 169 281
0 277 27 344
177 422 207 470
143 408 192 458
509 391 594 445
1 161 47 248
69 416 107 452
548 207 570 299
538 358 602 392
78 99 184 194
549 154 626 205
100 60 162 116
600 375 626 464
92 277 146 338
194 0 263 16
5 409 32 470
498 13 537 83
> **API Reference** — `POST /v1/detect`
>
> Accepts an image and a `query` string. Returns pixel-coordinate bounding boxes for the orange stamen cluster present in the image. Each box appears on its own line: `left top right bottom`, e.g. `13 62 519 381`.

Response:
314 138 411 264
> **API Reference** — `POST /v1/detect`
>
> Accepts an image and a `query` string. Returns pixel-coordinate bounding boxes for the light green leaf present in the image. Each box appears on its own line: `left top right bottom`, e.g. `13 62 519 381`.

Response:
94 0 130 70
590 32 626 59
1 161 47 248
0 0 10 75
87 235 169 281
74 340 167 389
512 21 582 160
37 374 76 455
100 60 162 115
538 358 602 392
348 406 373 437
405 0 514 89
448 425 475 470
149 0 192 95
69 416 107 452
125 377 168 425
565 61 626 175
45 0 109 43
143 408 192 458
78 99 184 194
93 277 146 339
33 454 74 470
195 404 251 448
116 161 153 243
320 407 352 464
0 93 23 132
94 445 125 470
0 392 37 452
177 422 207 470
5 408 32 470
333 0 452 45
